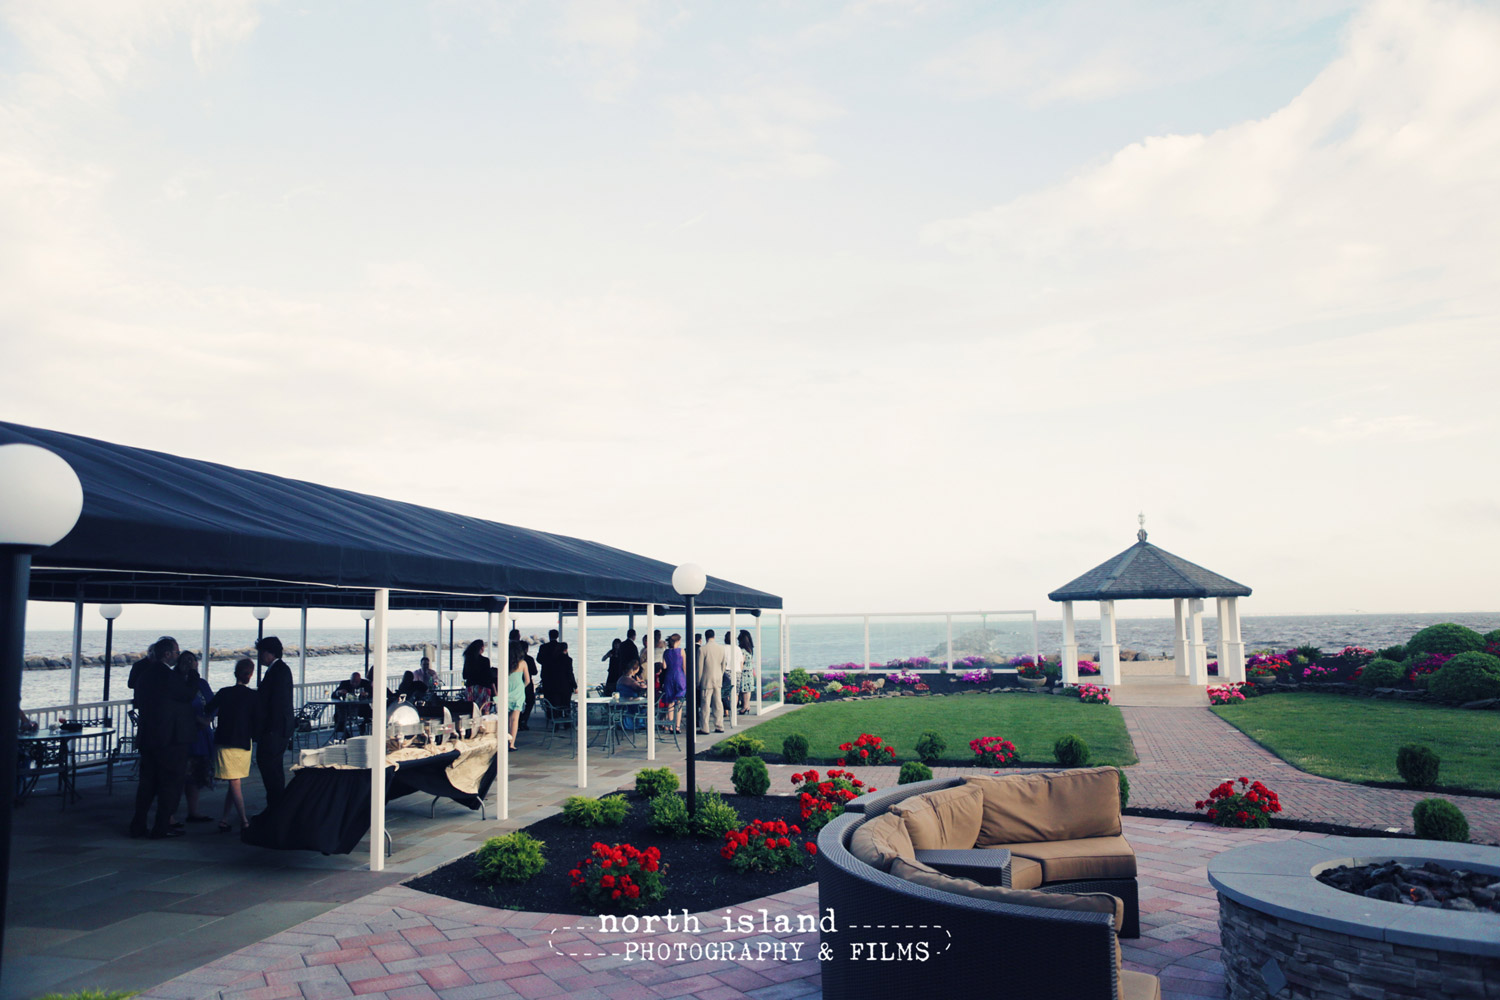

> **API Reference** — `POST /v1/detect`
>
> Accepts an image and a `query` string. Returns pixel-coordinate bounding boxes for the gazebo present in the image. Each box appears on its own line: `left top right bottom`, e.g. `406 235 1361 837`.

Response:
1047 519 1251 686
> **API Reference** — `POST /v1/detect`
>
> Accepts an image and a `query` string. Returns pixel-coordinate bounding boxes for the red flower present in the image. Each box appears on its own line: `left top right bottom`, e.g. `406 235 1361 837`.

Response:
805 842 817 855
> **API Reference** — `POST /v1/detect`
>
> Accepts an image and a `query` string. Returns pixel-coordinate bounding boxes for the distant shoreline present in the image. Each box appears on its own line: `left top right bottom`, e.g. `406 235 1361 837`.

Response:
20 637 547 671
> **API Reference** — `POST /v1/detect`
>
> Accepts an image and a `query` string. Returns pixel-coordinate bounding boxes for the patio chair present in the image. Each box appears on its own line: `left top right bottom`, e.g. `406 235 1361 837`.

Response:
538 697 575 748
293 702 331 748
580 702 616 756
655 701 679 751
107 710 141 790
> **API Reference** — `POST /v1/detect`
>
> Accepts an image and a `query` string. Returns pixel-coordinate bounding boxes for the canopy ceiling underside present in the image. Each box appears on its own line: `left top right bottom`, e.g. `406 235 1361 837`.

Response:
2 421 780 613
1047 539 1251 602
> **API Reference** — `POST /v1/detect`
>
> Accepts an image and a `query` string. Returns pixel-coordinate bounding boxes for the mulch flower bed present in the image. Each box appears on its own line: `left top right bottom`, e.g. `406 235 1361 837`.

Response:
405 791 814 916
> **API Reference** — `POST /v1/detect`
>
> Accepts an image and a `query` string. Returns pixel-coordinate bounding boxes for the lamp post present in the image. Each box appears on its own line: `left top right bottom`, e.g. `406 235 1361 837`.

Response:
253 607 270 681
100 604 122 701
672 563 706 815
445 610 458 679
360 609 374 674
0 443 84 964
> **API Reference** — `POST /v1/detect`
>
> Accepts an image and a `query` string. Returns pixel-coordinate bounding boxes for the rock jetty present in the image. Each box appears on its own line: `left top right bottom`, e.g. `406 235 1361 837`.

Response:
24 641 438 671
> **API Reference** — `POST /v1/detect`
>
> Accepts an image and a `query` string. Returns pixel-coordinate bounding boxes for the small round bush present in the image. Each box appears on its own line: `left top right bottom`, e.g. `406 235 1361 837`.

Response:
1405 623 1485 659
782 733 809 764
648 793 692 836
1396 744 1440 789
1376 644 1406 663
1427 651 1500 704
635 767 679 799
786 668 812 690
715 733 766 757
1117 768 1130 809
1412 798 1469 842
899 761 934 785
732 756 771 796
561 794 630 827
692 790 742 839
914 731 946 763
1358 658 1406 690
474 831 546 884
1053 734 1091 768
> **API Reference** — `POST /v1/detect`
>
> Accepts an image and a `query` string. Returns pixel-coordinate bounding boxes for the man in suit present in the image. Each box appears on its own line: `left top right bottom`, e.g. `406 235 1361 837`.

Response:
537 630 575 705
128 636 194 838
255 636 294 810
697 629 728 734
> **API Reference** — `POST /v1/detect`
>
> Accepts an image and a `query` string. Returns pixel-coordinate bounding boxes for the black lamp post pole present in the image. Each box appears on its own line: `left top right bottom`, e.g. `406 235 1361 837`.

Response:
448 619 455 675
102 617 115 701
0 548 35 963
685 595 697 816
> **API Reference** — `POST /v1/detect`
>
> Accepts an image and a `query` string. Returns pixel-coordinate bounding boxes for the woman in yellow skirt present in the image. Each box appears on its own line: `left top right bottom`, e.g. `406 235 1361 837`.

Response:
205 658 260 832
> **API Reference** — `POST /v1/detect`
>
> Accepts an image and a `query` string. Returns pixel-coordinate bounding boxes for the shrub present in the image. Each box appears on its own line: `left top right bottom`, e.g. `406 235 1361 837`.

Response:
1412 798 1469 842
561 794 630 827
835 732 896 765
1376 644 1406 662
1405 623 1486 659
1406 651 1453 686
715 733 766 757
692 790 743 839
914 730 946 763
786 686 820 704
782 733 810 763
732 756 771 796
648 793 692 836
790 768 870 831
1358 658 1406 689
1487 629 1500 647
720 818 814 872
970 736 1019 767
474 831 546 884
1290 645 1323 665
635 767 679 799
1396 745 1440 789
1053 734 1091 768
899 760 934 784
886 669 922 686
569 842 664 912
1428 651 1500 704
786 668 812 690
1208 683 1248 705
1194 777 1282 828
1074 683 1112 704
1117 767 1130 809
1327 646 1376 678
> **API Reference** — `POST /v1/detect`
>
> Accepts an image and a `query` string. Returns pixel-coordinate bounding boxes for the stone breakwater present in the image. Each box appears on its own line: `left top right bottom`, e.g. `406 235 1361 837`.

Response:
24 641 440 671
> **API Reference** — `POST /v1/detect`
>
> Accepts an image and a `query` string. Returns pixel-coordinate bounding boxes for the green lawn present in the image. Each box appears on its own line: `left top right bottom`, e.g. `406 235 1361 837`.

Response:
1212 693 1500 794
737 696 1136 766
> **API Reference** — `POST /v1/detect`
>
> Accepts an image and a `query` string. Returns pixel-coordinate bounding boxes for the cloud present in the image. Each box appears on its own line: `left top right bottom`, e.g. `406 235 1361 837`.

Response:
1295 414 1472 444
667 87 842 178
553 0 659 100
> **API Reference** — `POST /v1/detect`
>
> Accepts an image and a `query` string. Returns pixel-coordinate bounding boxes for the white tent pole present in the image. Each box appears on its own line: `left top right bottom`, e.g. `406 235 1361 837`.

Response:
728 608 738 728
646 604 656 760
202 599 212 687
755 614 763 710
496 597 509 821
576 601 588 788
436 610 444 687
69 596 83 708
299 602 308 692
369 588 389 872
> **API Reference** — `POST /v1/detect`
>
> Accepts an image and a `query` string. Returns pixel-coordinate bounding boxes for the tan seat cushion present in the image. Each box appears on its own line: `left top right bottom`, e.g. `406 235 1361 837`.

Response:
965 767 1122 846
889 857 1124 971
1005 854 1044 890
849 811 915 871
1119 970 1162 1000
994 835 1138 882
890 782 984 850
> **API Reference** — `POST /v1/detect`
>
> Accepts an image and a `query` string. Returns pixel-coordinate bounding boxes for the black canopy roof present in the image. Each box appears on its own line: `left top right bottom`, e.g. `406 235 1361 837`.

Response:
2 421 779 614
1047 531 1251 602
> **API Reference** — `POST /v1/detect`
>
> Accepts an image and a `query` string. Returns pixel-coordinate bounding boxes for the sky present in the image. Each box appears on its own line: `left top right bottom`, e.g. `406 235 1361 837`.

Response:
4 0 1499 631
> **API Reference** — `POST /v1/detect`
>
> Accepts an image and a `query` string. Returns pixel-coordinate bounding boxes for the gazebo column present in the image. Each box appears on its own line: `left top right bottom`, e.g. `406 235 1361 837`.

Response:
1173 599 1188 678
68 596 83 708
1060 602 1079 684
369 587 389 872
1098 601 1120 686
1224 597 1246 682
1186 599 1207 685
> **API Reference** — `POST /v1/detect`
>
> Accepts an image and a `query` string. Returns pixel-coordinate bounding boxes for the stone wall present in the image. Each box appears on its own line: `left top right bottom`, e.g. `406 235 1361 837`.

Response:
1218 894 1500 999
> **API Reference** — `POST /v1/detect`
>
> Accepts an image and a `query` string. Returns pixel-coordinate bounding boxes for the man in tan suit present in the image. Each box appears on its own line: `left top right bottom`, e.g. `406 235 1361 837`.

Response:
697 629 728 734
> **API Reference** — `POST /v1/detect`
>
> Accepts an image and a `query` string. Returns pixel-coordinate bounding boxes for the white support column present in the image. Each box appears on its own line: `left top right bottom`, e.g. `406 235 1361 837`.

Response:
1173 599 1188 678
1216 598 1232 685
780 611 788 704
1098 601 1121 685
369 588 389 872
1186 598 1207 685
1225 597 1246 682
646 604 656 759
728 608 738 728
862 615 870 670
495 597 509 821
945 614 953 671
576 600 588 788
201 599 212 686
755 614 763 711
69 597 83 708
486 612 494 658
299 602 308 691
1061 602 1079 684
436 610 445 688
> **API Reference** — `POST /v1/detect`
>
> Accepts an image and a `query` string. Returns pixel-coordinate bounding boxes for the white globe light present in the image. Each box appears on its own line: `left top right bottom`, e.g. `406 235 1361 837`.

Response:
0 444 84 547
99 604 123 621
252 606 271 620
444 611 458 621
672 563 707 597
360 609 375 621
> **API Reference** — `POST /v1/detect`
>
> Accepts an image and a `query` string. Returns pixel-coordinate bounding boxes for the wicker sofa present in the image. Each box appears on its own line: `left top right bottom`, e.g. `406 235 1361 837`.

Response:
816 769 1156 1000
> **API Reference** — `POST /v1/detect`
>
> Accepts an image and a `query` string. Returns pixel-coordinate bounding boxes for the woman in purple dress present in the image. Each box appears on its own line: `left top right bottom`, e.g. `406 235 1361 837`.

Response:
659 634 687 733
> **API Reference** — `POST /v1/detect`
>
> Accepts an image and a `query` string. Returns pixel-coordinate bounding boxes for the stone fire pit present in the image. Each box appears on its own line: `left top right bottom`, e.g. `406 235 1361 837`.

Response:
1208 837 1500 999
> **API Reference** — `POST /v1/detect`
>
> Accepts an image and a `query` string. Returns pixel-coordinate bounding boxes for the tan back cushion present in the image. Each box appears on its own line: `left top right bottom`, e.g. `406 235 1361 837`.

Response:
889 857 1122 971
848 811 915 871
965 767 1121 845
890 782 984 850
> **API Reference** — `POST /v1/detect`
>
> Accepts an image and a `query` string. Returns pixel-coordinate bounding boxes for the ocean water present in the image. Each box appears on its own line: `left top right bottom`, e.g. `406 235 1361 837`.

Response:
21 612 1500 709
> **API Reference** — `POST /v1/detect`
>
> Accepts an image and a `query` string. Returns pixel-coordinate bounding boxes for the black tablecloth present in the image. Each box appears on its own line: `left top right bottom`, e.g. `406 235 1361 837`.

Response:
242 749 497 854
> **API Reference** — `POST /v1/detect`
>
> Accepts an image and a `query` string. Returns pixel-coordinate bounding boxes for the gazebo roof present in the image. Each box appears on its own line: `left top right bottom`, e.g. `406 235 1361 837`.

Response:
1047 531 1251 602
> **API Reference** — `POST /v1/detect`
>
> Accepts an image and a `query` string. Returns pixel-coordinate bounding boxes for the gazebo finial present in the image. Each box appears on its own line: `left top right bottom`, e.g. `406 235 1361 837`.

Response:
1137 511 1147 543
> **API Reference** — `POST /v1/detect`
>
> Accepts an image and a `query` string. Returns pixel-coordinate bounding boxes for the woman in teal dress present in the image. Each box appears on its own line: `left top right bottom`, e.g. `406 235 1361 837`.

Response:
506 651 529 750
